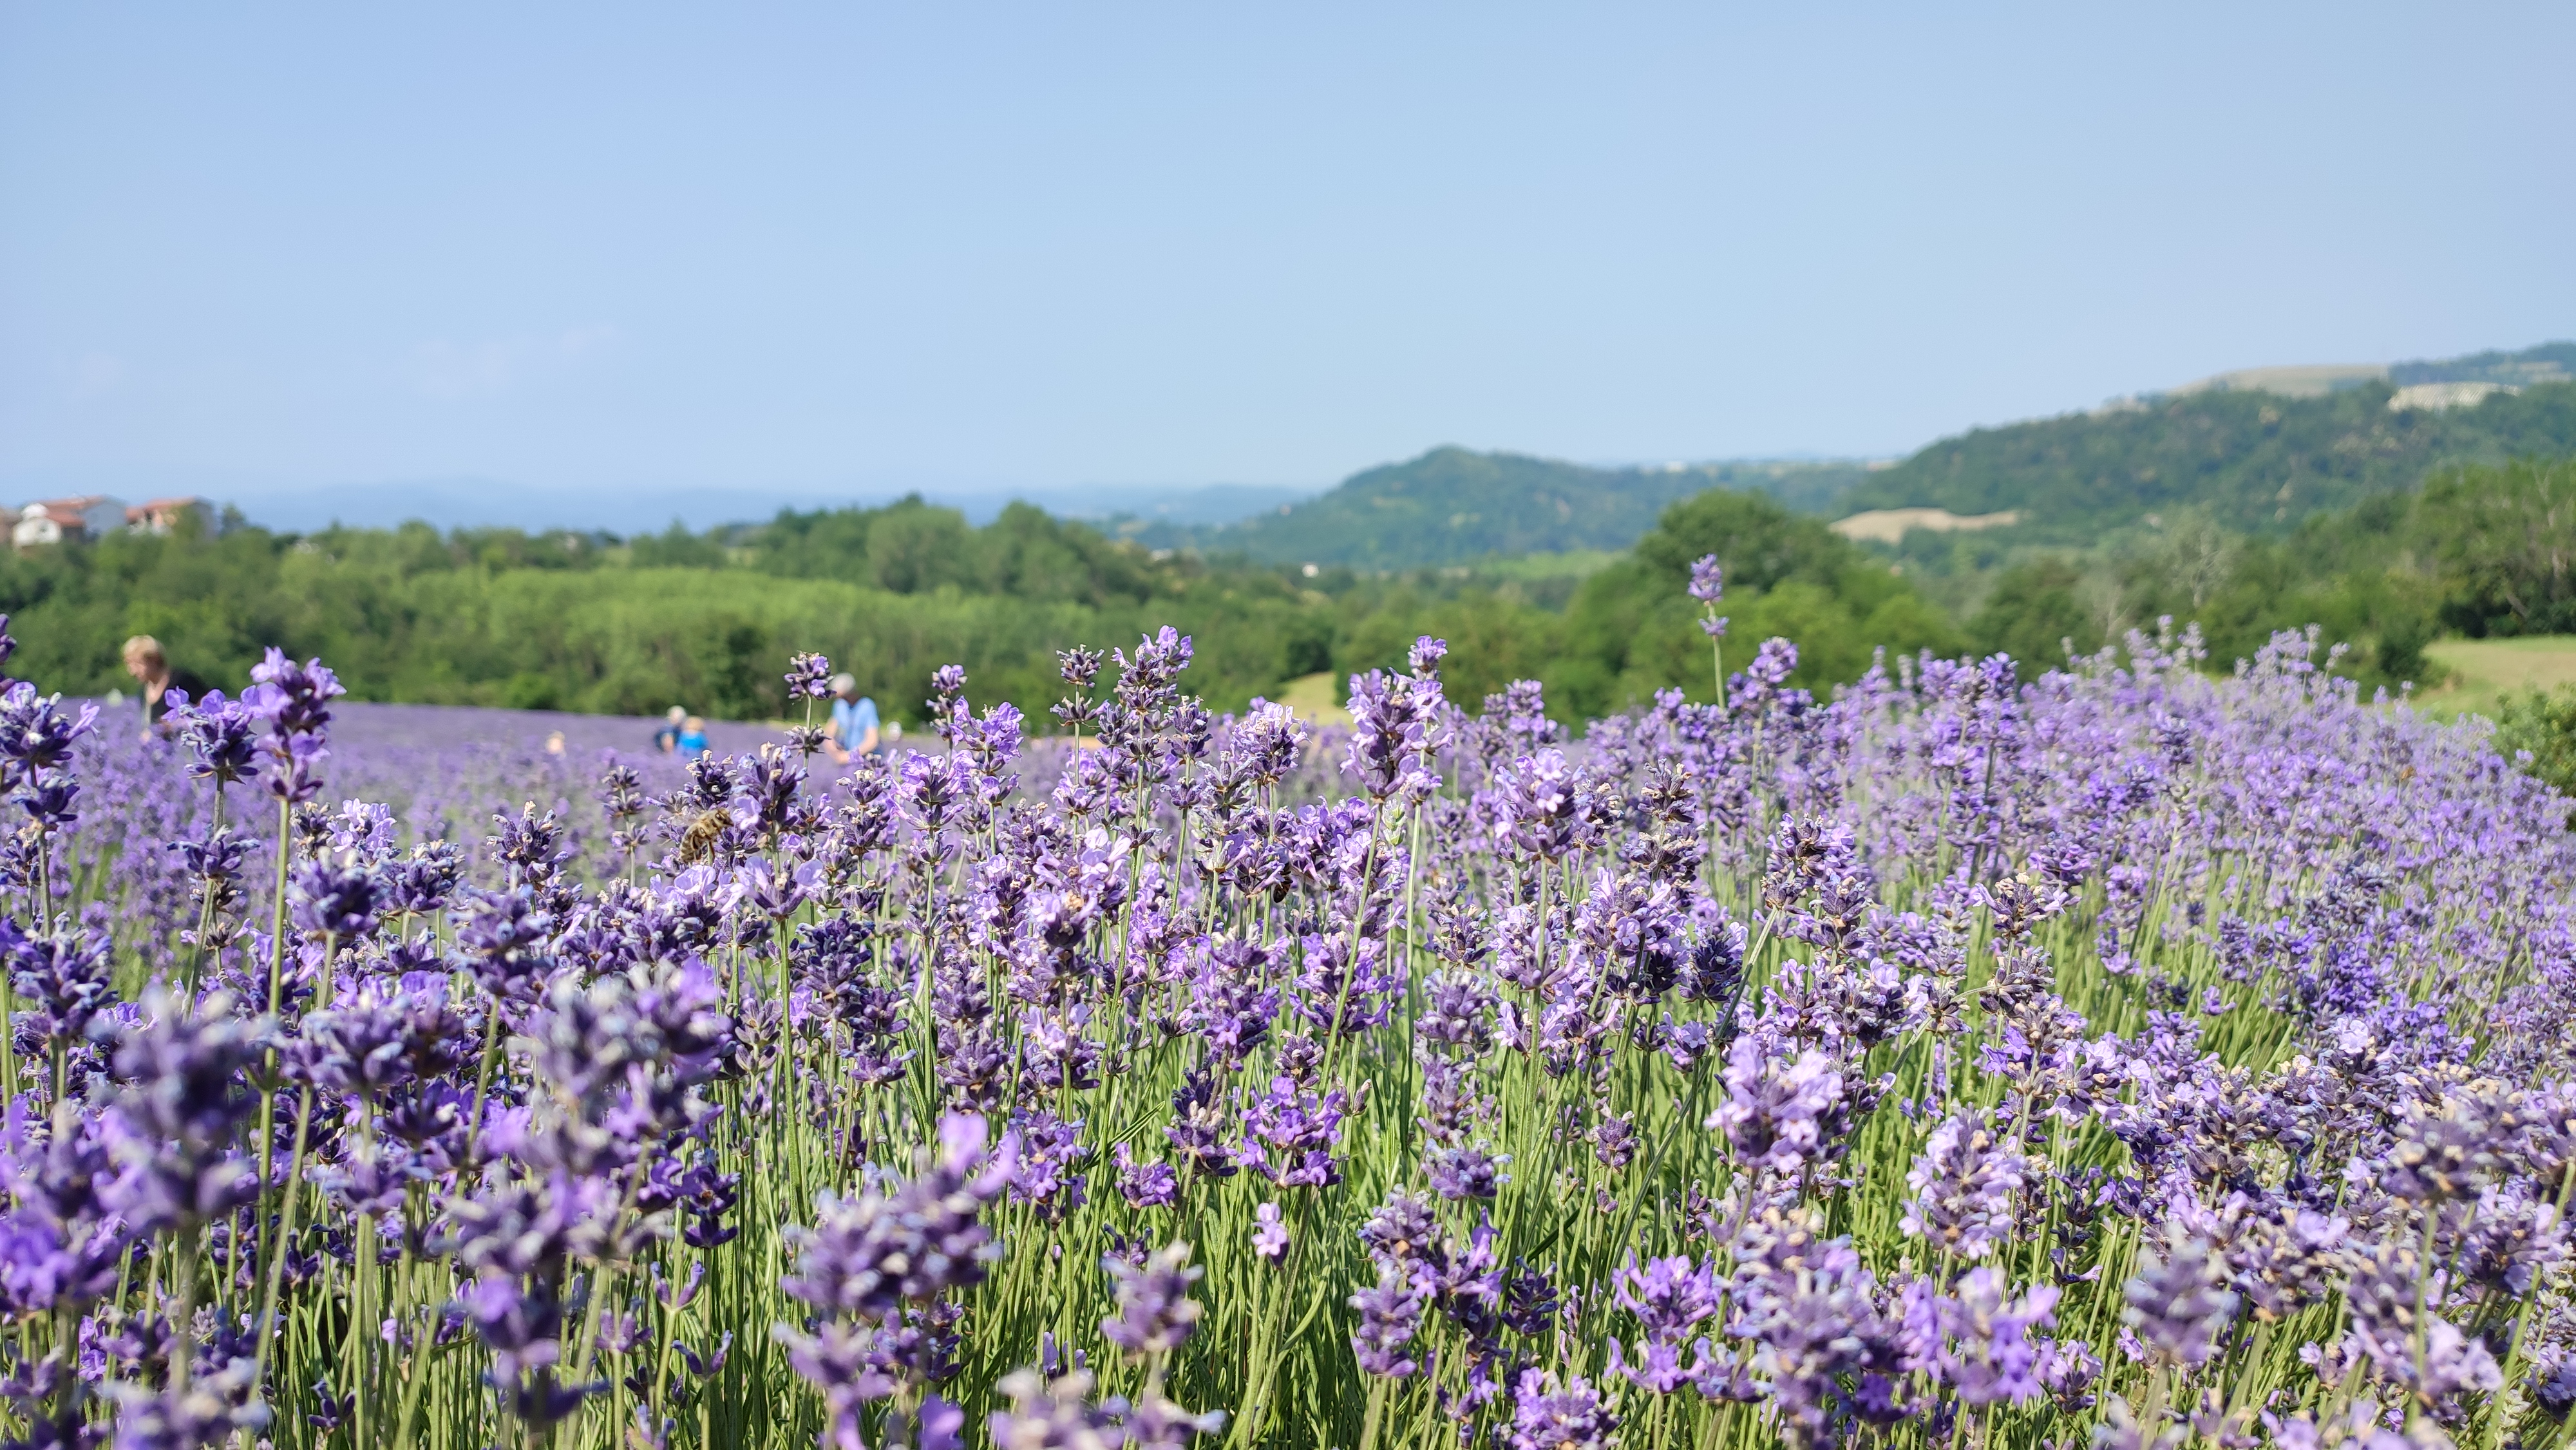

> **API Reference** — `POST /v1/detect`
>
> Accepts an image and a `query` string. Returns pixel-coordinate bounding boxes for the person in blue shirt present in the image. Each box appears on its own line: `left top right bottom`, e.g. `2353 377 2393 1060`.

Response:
652 705 687 753
677 715 710 760
828 674 881 763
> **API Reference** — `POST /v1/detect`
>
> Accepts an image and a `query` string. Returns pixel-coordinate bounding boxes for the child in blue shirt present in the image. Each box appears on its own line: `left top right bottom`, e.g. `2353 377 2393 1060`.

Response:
828 674 881 762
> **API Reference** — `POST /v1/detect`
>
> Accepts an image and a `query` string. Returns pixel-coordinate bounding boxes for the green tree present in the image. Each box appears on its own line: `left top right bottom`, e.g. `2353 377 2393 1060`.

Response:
1968 560 2099 677
1554 487 1958 714
2420 458 2576 635
2494 685 2576 827
864 498 978 595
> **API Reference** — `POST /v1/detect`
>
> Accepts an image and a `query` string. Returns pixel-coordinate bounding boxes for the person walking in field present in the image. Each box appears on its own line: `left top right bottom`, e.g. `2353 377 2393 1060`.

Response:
827 673 880 764
121 635 207 737
653 705 688 753
677 715 710 760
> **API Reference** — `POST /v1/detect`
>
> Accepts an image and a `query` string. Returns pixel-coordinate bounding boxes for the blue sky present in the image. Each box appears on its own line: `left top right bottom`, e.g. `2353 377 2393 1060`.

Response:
3 4 2571 526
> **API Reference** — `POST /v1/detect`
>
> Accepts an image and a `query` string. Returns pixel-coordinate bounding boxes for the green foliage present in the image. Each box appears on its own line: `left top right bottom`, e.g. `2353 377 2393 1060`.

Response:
753 496 1169 607
0 479 1970 733
1548 489 1961 717
2420 458 2576 636
2494 684 2576 824
1634 488 1861 593
1839 379 2576 538
1141 447 1870 567
1907 455 2533 695
36 438 2568 735
1967 559 2102 677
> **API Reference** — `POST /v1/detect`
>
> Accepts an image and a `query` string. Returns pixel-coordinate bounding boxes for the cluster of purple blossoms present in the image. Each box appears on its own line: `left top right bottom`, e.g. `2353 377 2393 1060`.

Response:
0 603 2569 1450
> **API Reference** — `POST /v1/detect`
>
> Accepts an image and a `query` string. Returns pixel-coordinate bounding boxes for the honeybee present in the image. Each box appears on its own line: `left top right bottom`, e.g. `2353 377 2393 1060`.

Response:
678 809 730 865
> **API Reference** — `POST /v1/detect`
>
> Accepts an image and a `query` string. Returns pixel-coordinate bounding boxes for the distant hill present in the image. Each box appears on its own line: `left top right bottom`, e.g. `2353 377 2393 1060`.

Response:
2136 343 2576 403
1087 483 1316 529
1137 447 1872 567
1835 344 2576 538
2392 342 2575 388
1138 343 2576 567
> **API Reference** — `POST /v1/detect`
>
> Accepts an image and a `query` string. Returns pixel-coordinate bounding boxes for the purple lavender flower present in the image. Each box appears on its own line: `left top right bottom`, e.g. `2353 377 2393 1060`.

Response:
1418 971 1498 1054
1899 1268 2060 1406
455 1271 608 1433
287 858 381 942
0 1107 129 1314
1251 1203 1289 1263
786 652 835 701
101 988 267 1232
1899 1109 2029 1260
1241 1077 1347 1189
173 690 260 786
2119 1227 2236 1368
0 685 98 782
987 1368 1220 1450
381 840 466 918
1687 555 1724 605
455 887 555 1003
3 921 115 1050
1425 1145 1505 1201
1615 1252 1723 1344
1732 637 1799 708
1508 1368 1616 1450
1492 749 1587 862
243 649 345 804
2378 1090 2510 1202
1113 1144 1180 1210
1101 1242 1203 1357
1689 555 1729 639
1725 1209 1897 1440
2344 1239 2501 1407
1342 643 1445 804
1349 1268 1426 1378
1185 938 1281 1068
987 1369 1117 1449
1003 1109 1090 1220
779 1114 1016 1323
1707 1033 1846 1177
1058 646 1103 691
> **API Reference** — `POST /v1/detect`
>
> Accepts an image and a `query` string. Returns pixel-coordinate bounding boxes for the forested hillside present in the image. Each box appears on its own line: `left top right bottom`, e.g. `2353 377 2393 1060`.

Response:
1131 447 1871 565
1838 377 2576 538
1132 344 2576 573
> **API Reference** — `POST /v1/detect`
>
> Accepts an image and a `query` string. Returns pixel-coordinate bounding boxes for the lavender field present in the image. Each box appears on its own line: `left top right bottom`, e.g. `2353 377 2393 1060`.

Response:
7 593 2576 1450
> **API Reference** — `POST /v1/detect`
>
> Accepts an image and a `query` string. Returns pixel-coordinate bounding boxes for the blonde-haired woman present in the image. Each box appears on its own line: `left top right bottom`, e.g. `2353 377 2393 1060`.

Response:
120 634 208 735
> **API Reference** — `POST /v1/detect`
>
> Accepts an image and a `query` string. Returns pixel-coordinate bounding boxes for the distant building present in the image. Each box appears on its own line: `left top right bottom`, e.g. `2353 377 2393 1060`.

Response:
2164 363 2389 400
12 496 126 549
2387 381 2519 413
126 496 212 534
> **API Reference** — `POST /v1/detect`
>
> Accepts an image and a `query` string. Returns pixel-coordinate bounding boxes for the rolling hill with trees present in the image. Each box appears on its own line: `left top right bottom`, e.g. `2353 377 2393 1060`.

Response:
1837 344 2576 541
1127 447 1872 566
12 341 2575 743
1125 343 2576 572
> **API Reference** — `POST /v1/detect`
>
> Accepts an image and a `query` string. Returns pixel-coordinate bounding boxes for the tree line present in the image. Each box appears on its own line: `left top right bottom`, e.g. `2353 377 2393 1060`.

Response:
3 458 2569 727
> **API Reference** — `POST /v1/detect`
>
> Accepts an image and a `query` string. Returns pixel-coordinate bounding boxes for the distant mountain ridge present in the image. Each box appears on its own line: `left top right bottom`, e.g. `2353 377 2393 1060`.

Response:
1129 448 1873 567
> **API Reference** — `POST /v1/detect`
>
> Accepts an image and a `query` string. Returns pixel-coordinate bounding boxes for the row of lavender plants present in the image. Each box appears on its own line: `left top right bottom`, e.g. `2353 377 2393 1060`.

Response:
2 565 2574 1450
